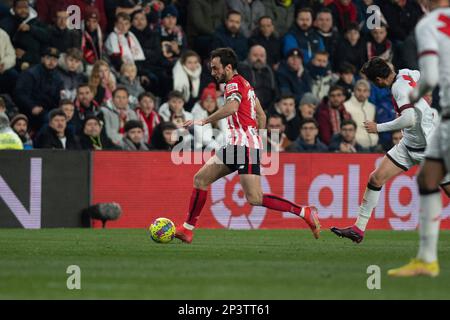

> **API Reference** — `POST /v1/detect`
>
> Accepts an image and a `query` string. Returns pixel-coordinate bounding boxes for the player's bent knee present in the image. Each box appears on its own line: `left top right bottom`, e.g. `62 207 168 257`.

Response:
417 171 440 194
246 192 263 206
193 173 208 189
368 172 385 188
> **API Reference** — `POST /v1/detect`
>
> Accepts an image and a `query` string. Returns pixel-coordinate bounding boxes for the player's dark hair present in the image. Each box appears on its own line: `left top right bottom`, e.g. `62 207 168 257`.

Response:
226 10 241 20
210 48 238 70
341 119 357 129
300 118 319 129
360 57 392 82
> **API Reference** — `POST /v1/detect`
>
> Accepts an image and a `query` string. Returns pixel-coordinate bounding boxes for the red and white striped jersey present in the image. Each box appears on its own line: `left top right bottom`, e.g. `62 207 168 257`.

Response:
224 74 263 149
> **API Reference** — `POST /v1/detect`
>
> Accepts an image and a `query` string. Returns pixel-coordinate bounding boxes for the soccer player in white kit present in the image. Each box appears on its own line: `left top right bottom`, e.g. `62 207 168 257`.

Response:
330 57 450 244
388 0 450 277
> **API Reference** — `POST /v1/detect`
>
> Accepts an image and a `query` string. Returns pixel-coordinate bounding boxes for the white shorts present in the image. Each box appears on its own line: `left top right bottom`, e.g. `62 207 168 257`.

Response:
387 139 425 171
425 119 450 186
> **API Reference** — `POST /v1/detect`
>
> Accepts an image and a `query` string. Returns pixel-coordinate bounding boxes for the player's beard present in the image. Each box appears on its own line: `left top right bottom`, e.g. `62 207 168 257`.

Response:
214 73 227 84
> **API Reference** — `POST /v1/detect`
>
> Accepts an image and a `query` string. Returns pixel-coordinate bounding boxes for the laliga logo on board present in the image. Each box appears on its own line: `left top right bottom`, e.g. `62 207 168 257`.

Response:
210 172 271 229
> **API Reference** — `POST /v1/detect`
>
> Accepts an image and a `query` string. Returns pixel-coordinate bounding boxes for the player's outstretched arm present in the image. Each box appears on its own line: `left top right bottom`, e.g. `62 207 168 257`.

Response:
365 108 416 133
255 98 266 129
183 100 239 128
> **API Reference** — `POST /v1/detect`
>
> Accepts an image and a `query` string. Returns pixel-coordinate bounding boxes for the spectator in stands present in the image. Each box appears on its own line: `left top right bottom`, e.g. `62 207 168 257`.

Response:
0 112 23 150
226 0 265 38
159 5 186 65
58 48 87 101
158 90 193 123
270 94 300 141
378 0 423 42
48 8 82 53
276 48 312 104
14 47 64 131
328 119 366 152
131 10 168 97
283 7 324 65
327 0 358 33
99 87 138 145
212 10 249 61
118 63 145 109
0 0 49 70
316 85 352 145
105 12 145 71
10 113 32 149
298 92 319 119
60 99 79 136
71 0 108 32
333 22 367 72
89 60 117 105
35 0 69 26
79 115 118 150
149 121 179 151
262 0 295 37
356 0 387 36
0 27 17 95
248 16 282 69
263 113 292 151
34 108 80 149
335 62 356 100
135 92 161 145
286 118 327 152
344 79 379 149
120 119 150 151
186 0 227 59
238 45 278 110
366 23 393 62
173 50 202 112
314 8 340 67
307 51 333 101
81 6 104 73
191 83 227 150
75 83 100 124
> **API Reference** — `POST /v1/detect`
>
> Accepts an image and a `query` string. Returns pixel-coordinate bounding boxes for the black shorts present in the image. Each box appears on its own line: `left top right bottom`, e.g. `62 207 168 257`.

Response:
216 145 261 175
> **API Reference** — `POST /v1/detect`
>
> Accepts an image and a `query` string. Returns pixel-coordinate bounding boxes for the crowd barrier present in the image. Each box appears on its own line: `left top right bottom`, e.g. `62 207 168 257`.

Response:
1 151 449 230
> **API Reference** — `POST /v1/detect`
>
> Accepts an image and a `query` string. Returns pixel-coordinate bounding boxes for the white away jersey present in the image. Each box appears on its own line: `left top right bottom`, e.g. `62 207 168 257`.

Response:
415 8 450 113
391 69 437 148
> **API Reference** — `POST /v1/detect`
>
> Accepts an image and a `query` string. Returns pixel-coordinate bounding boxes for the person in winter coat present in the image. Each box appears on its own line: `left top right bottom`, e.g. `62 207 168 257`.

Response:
120 119 150 151
0 27 17 95
10 113 33 149
118 62 145 108
0 112 23 150
48 8 82 53
134 92 161 145
212 10 249 61
315 85 352 145
328 119 367 153
88 59 117 105
81 6 104 74
149 121 179 151
186 0 227 59
248 16 282 69
57 48 87 101
332 22 367 72
366 23 393 62
307 51 333 101
14 47 64 131
158 90 193 123
34 108 80 150
276 48 312 105
314 8 340 68
0 0 49 70
343 79 379 149
262 0 295 37
190 83 227 150
98 87 138 145
269 93 301 141
79 115 119 150
173 50 202 112
226 0 265 38
238 45 278 111
286 118 328 152
327 0 358 33
282 7 325 65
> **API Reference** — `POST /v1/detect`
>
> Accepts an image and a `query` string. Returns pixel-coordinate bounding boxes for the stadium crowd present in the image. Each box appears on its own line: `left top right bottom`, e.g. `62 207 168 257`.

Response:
0 0 433 152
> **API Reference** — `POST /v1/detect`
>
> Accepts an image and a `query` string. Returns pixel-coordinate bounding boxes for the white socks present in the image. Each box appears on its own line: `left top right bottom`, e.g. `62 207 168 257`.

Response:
183 222 195 230
417 192 442 263
355 185 382 232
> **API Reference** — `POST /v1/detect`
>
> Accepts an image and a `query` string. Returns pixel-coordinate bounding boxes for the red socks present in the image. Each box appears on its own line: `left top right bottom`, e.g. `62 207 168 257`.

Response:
262 193 303 216
186 188 208 227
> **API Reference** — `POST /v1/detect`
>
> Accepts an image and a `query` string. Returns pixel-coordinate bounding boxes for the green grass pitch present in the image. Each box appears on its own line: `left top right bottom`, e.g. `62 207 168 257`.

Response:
0 229 449 299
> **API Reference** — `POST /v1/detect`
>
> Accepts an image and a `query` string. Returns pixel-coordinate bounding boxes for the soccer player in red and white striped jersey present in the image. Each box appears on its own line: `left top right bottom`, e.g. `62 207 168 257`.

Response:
174 48 320 243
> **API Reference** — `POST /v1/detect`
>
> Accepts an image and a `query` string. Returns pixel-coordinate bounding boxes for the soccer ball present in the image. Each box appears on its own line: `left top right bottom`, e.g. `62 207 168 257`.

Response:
149 218 176 243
